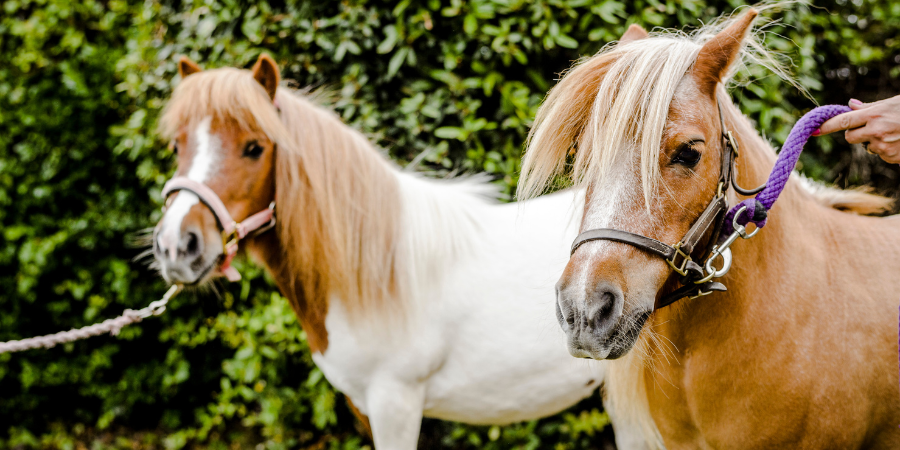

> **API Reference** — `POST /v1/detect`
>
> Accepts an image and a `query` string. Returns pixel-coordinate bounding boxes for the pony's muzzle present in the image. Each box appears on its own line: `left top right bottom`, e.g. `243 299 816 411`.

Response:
153 223 213 284
556 280 625 359
156 228 202 262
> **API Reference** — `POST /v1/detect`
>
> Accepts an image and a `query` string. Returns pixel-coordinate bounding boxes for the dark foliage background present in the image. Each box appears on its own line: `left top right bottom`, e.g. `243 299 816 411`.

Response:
1 0 897 448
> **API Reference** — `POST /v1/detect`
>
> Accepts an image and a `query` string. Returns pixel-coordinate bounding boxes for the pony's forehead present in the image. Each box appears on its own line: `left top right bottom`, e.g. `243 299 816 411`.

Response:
167 113 261 138
517 33 707 204
159 68 275 139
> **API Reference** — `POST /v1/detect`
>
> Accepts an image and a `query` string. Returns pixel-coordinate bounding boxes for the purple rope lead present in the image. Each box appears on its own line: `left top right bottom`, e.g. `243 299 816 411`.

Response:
718 104 900 421
716 104 898 422
722 105 851 236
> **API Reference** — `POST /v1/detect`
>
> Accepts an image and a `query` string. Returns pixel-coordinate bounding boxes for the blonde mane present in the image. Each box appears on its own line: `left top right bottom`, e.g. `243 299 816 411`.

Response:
159 68 405 318
517 7 797 206
796 175 893 215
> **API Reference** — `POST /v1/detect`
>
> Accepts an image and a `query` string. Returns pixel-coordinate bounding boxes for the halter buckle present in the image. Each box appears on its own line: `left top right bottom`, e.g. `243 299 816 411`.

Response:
248 202 277 238
725 130 739 158
666 243 692 277
222 225 240 252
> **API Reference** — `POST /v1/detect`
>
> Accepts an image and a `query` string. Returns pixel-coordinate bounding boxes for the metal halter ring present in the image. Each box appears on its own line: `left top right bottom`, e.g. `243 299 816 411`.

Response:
222 225 240 252
695 205 760 284
725 130 739 158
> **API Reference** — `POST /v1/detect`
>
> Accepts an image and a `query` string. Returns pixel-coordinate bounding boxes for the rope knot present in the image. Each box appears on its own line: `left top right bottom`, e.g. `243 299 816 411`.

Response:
721 198 768 242
735 198 768 228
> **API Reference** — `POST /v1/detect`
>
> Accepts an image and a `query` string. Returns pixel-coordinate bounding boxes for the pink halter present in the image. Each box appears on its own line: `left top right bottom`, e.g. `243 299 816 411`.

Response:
162 177 275 281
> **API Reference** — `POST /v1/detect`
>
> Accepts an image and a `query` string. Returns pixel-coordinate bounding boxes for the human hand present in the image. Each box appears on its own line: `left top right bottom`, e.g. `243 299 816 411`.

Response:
815 96 900 164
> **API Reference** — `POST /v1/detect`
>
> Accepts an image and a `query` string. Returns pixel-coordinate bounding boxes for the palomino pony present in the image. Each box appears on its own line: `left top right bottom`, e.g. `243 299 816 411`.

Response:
149 55 646 448
519 9 900 449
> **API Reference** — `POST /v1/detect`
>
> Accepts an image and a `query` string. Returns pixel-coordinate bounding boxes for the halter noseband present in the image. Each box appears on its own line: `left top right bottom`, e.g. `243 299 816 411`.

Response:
162 177 276 282
570 96 764 309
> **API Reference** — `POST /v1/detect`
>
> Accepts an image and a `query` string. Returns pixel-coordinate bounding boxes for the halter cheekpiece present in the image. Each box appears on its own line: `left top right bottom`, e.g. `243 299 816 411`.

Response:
570 98 852 309
161 178 276 282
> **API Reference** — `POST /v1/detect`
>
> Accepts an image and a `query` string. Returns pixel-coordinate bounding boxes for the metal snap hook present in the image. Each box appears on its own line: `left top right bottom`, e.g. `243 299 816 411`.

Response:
135 284 182 319
694 246 733 284
704 247 733 279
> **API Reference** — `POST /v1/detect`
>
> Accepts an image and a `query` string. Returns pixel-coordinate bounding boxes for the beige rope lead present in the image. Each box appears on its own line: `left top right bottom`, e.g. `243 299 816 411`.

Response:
0 284 182 354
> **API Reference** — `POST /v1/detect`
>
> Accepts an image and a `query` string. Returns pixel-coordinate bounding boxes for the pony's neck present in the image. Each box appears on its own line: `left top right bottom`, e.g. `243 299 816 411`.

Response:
610 99 804 443
633 95 900 448
248 232 330 353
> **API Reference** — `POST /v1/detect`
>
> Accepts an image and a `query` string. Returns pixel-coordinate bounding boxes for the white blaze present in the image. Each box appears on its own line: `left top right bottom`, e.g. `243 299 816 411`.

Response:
158 117 219 260
572 163 642 292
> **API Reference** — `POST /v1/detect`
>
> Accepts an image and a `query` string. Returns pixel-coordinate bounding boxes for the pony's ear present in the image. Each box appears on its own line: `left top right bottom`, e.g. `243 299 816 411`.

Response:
178 56 202 78
619 24 649 44
693 9 758 95
251 54 280 101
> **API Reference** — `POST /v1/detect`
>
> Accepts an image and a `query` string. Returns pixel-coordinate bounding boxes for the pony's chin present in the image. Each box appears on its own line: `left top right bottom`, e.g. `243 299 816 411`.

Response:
159 255 220 287
567 310 651 360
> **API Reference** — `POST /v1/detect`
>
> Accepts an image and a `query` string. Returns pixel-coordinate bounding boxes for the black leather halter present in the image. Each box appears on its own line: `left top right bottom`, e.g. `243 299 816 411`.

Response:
570 97 763 309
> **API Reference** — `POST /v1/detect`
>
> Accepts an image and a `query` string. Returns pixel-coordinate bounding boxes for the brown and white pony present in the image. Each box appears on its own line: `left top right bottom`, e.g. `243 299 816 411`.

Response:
149 56 648 448
518 9 900 449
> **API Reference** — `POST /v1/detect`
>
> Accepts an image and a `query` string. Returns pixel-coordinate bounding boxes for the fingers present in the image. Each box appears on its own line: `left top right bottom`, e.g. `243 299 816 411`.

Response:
866 141 885 154
817 109 869 136
844 125 877 144
868 142 900 164
848 98 872 110
884 151 900 165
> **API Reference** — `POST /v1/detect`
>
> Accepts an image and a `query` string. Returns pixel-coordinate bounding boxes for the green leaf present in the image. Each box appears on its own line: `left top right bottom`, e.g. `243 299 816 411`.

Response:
556 35 578 49
434 126 466 139
387 47 409 78
464 14 478 35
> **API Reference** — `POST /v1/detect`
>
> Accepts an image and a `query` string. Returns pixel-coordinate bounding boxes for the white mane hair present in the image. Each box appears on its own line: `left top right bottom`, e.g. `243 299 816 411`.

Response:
517 5 801 208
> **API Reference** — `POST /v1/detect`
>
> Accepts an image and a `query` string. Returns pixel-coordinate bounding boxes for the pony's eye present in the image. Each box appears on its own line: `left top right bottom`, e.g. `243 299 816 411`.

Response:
672 144 701 167
243 141 264 159
171 142 179 155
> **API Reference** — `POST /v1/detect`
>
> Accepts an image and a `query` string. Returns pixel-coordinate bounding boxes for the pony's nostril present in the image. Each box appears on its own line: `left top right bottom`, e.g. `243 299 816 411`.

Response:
185 231 199 256
596 292 614 320
588 288 622 334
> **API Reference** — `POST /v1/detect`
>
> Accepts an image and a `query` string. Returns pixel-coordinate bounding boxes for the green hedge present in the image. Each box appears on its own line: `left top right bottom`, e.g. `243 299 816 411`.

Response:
1 0 897 448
